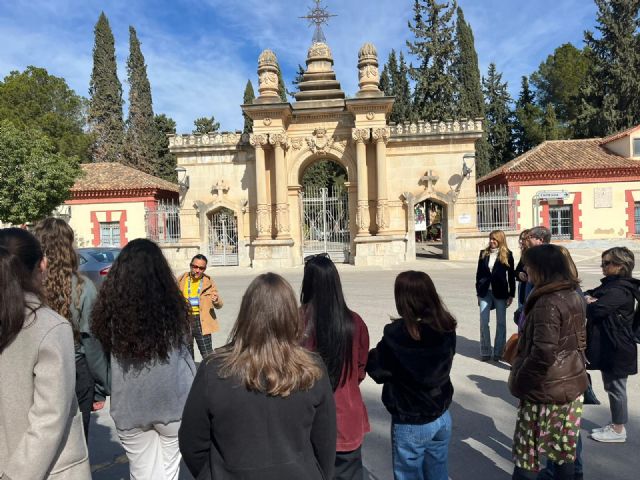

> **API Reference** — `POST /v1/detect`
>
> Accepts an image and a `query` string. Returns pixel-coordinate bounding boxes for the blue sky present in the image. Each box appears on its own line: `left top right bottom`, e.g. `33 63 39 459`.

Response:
0 0 597 133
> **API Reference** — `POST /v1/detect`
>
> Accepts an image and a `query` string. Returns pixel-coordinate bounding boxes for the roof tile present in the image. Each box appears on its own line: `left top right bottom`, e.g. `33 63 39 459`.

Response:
71 163 179 193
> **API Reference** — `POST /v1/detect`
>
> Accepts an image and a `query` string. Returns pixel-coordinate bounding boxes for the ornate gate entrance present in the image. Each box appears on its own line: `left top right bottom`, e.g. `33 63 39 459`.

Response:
207 208 238 266
301 185 350 263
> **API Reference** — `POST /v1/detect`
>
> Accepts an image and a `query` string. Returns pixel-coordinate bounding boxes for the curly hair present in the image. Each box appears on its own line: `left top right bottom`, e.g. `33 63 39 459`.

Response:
33 218 83 337
91 239 190 363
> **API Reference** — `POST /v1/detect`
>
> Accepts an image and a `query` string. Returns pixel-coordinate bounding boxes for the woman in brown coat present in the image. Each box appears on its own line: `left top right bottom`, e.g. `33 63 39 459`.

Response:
509 244 588 480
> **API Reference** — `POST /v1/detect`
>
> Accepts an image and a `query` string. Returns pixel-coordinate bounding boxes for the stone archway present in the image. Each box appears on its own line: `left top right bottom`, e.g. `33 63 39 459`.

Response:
206 206 239 266
412 191 452 259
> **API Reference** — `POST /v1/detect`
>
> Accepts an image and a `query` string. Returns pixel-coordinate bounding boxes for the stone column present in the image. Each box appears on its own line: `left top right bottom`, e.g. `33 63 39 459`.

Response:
352 128 370 236
373 127 390 233
250 134 271 239
269 131 290 239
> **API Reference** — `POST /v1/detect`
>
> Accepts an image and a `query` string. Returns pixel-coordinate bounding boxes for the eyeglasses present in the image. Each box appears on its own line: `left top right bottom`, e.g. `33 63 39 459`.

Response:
190 264 206 271
304 252 330 264
601 260 614 268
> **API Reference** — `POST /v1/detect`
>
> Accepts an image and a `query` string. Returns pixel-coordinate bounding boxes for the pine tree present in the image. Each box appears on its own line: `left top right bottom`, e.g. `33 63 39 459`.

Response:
288 64 305 99
193 116 220 134
577 0 640 137
88 12 125 163
407 0 458 121
512 76 544 155
242 80 255 134
125 26 157 174
453 6 483 119
153 113 177 182
483 63 513 170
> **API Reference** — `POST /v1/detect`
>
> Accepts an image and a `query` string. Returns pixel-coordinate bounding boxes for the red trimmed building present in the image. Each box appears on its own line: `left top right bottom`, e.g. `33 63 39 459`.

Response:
477 125 640 240
65 163 179 247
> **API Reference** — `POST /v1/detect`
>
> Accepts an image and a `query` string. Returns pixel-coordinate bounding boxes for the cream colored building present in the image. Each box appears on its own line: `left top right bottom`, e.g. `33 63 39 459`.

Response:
478 125 640 240
170 40 484 268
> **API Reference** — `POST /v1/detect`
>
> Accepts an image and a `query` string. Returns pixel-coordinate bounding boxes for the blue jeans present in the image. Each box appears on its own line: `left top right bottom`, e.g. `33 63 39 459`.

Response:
392 410 451 480
479 291 507 358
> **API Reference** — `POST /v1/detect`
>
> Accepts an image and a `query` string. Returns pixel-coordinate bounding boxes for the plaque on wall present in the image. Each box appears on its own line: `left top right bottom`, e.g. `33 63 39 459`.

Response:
594 187 612 208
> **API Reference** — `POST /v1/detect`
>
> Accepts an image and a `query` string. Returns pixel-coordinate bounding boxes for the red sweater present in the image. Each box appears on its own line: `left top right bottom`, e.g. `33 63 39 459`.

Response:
303 310 370 452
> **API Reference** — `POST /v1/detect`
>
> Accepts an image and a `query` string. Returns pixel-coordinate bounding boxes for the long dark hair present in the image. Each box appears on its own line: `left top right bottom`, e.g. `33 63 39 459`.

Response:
0 228 44 353
217 273 322 397
394 271 457 340
300 255 354 391
91 239 190 363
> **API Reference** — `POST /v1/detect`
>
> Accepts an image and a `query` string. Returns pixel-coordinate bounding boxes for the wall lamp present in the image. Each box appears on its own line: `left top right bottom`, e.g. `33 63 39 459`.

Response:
462 153 475 180
175 166 190 193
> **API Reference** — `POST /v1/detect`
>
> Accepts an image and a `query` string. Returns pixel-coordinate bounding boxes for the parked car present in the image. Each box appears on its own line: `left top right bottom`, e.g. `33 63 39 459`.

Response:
77 247 121 288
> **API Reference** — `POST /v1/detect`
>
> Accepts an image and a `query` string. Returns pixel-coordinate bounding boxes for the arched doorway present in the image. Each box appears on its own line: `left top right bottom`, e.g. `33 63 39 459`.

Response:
415 199 446 259
207 207 238 266
300 160 350 263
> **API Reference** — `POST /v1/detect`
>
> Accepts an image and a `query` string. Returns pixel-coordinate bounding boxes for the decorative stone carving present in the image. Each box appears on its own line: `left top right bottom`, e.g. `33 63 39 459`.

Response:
249 134 268 148
263 117 272 126
366 111 375 120
305 128 335 154
351 128 370 143
289 137 303 150
268 130 288 148
308 42 332 60
257 49 280 98
357 42 380 93
420 170 439 193
376 201 388 231
211 180 229 199
372 127 390 143
275 204 290 234
256 205 271 237
356 201 370 232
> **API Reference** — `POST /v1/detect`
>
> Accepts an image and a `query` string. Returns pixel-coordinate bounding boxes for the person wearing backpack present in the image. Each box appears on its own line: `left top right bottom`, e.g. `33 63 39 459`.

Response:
585 247 639 443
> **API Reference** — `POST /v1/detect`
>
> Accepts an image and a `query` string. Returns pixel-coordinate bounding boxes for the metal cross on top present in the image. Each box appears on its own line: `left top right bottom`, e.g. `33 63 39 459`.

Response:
421 170 439 192
299 0 336 43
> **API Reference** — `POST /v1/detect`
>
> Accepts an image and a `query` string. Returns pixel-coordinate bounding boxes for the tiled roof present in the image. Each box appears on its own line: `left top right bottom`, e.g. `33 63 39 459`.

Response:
599 124 640 145
71 163 179 194
478 138 640 184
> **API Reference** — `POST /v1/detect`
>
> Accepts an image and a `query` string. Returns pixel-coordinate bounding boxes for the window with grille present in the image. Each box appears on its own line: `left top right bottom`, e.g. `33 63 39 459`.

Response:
99 222 120 247
634 202 640 234
633 138 640 157
549 205 573 239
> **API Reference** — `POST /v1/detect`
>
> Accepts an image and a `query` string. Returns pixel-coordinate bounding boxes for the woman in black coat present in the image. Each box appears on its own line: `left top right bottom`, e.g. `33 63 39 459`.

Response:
475 230 515 361
586 247 639 444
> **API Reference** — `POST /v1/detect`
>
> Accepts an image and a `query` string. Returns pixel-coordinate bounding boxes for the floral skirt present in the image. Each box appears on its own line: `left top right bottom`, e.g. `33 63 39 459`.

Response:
512 396 583 471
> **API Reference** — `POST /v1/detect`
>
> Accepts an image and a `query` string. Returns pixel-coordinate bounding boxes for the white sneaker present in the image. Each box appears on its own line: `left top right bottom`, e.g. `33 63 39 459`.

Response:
591 424 612 434
590 425 627 443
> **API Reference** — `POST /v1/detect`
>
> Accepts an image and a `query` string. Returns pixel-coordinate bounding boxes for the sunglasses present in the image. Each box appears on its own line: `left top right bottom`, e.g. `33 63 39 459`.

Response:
304 252 330 263
190 264 206 271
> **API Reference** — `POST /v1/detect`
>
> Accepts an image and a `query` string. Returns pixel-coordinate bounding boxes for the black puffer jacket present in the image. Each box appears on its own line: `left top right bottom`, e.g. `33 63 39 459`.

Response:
586 276 639 376
509 282 588 404
366 320 455 424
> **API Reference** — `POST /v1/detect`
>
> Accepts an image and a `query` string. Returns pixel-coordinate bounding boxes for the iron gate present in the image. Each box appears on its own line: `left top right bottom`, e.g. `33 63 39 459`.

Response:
301 185 350 263
207 208 238 266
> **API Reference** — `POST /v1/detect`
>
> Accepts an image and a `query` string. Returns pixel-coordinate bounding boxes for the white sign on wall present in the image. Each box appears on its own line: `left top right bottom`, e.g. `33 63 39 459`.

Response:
458 213 471 224
594 187 612 208
535 190 570 200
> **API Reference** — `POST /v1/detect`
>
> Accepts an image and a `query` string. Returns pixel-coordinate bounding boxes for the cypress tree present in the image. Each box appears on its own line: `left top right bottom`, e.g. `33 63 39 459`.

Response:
395 52 413 123
242 79 255 134
153 113 177 182
380 62 392 97
543 103 559 141
453 6 483 119
125 26 156 174
288 64 305 99
577 0 640 137
512 76 544 155
407 0 458 121
88 12 125 163
483 63 513 170
276 62 287 102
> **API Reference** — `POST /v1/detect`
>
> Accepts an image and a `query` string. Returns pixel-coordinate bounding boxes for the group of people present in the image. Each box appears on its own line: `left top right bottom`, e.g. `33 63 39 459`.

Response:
0 220 637 480
476 226 638 479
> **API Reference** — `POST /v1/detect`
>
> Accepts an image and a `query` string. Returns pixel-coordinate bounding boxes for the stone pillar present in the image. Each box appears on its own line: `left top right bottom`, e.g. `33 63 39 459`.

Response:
269 131 290 239
250 134 271 239
373 127 390 233
352 128 370 236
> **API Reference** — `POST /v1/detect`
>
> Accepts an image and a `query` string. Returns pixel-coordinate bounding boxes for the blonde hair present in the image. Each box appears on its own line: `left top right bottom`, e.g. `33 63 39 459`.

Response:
216 273 322 397
483 229 510 266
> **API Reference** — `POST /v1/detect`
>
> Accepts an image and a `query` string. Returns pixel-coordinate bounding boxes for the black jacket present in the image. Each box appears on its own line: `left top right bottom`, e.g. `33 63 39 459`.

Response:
179 357 336 480
585 276 639 376
475 249 516 299
366 320 455 424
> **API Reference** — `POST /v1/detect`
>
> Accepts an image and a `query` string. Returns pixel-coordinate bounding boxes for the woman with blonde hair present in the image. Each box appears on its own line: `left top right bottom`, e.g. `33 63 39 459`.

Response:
475 229 515 361
0 228 91 479
179 273 336 479
34 217 109 438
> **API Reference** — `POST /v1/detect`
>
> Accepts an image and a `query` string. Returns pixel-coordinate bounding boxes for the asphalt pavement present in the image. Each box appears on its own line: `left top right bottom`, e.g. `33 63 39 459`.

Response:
88 249 639 479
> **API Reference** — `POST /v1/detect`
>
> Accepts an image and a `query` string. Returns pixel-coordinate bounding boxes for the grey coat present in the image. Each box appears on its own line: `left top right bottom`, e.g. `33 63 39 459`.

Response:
0 295 91 480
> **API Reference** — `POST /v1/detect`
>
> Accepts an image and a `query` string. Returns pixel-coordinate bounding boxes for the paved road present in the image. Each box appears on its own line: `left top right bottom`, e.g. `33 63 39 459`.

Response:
89 252 639 479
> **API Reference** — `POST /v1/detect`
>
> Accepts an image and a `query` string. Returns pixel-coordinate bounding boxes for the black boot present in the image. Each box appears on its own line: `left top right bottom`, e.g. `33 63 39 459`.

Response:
552 462 575 480
513 466 538 480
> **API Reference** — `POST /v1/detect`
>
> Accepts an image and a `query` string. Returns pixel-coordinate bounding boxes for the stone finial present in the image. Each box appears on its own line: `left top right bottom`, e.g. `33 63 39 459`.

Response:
257 49 279 98
307 42 333 63
357 42 380 94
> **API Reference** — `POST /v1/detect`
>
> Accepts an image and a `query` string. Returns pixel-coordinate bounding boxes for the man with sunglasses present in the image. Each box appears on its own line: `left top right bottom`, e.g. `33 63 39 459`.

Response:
178 254 224 358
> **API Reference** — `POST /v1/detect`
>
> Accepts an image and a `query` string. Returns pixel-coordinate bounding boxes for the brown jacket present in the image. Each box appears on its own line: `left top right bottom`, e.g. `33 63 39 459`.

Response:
178 272 224 335
508 282 588 404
